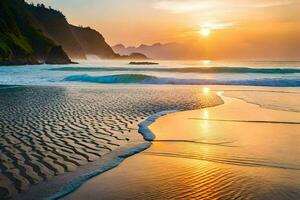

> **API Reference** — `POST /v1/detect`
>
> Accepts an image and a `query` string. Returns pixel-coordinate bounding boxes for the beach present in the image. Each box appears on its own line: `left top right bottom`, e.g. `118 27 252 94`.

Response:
64 87 300 200
0 85 222 199
1 0 300 198
0 61 299 200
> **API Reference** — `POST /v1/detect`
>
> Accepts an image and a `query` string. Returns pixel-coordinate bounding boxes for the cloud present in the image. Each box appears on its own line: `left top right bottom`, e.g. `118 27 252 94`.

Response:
200 22 235 30
154 0 296 13
153 0 216 13
248 0 296 8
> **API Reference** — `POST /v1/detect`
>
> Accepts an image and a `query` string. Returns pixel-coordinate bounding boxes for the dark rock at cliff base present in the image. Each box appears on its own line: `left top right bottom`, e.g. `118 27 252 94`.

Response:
0 187 9 200
0 53 40 66
45 46 74 64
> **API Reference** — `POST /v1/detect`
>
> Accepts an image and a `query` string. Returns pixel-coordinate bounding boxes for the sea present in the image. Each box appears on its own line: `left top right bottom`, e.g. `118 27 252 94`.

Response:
0 60 300 87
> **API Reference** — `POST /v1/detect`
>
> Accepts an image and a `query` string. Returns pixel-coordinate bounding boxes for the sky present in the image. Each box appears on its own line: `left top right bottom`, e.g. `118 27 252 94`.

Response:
28 0 300 60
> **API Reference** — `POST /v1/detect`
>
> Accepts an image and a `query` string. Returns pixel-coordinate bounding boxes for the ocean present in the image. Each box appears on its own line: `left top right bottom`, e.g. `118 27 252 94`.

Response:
1 60 300 199
0 60 300 87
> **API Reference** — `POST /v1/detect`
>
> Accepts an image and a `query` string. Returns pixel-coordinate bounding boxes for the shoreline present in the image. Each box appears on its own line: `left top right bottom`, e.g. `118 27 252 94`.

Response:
21 105 225 200
37 142 150 200
0 85 223 199
16 110 186 200
1 85 299 199
49 95 225 200
13 142 149 200
138 110 180 141
64 90 300 200
48 110 185 199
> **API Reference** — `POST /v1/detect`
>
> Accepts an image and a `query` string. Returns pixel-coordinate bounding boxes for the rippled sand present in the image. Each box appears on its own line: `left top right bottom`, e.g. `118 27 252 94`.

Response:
0 85 222 199
65 89 300 200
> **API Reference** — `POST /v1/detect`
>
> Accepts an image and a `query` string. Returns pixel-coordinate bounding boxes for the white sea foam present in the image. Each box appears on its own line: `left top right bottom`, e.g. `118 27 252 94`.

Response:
138 110 180 141
47 143 151 200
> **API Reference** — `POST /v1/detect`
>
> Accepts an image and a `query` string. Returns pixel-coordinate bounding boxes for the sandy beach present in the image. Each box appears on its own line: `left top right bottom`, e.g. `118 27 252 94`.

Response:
1 0 300 198
0 84 299 199
0 85 222 199
64 87 300 200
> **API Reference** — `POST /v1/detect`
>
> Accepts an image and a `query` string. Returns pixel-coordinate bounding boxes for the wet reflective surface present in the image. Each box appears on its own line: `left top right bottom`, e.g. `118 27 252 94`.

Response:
66 90 300 200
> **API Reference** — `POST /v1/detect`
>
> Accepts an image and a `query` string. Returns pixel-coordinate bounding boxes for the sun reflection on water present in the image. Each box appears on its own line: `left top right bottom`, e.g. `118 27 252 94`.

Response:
201 60 211 65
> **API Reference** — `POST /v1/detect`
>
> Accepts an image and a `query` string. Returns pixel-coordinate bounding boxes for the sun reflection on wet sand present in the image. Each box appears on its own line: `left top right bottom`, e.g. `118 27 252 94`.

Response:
65 89 300 200
203 109 209 119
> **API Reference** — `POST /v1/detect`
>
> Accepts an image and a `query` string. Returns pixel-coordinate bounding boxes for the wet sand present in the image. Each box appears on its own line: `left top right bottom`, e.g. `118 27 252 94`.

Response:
65 88 300 200
0 85 222 199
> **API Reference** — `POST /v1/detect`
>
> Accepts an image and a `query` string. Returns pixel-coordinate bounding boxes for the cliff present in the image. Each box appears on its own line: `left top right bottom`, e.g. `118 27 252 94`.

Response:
45 45 73 64
27 4 145 60
0 0 147 65
70 25 116 59
0 0 73 65
28 5 87 59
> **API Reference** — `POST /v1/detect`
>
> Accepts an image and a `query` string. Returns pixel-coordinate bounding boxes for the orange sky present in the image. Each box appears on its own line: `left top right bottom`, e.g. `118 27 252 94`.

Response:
29 0 300 60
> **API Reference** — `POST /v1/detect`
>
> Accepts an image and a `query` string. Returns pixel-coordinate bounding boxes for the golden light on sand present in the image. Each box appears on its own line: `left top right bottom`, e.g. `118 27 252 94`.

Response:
203 87 211 94
199 28 211 37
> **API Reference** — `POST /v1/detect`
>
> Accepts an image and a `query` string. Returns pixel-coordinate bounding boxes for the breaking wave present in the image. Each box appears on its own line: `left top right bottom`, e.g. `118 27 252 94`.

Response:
64 74 300 87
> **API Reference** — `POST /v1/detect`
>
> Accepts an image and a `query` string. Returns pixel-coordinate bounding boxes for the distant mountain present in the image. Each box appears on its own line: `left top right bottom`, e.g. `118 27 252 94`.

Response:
112 43 191 60
0 0 72 65
0 0 147 65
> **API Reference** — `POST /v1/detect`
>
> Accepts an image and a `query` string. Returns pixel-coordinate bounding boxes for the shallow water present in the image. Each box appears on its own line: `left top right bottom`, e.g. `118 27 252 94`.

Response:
65 91 300 200
224 90 300 112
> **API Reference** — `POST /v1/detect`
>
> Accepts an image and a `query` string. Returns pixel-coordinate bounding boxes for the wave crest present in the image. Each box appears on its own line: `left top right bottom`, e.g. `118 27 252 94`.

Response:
64 74 157 84
64 74 300 87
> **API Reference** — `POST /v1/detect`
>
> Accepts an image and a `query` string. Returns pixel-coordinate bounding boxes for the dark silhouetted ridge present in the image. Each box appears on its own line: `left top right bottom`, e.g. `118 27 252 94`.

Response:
0 0 148 65
0 0 73 65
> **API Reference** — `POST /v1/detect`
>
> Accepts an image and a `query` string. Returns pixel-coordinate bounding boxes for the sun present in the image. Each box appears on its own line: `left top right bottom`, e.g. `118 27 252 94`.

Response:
200 28 211 37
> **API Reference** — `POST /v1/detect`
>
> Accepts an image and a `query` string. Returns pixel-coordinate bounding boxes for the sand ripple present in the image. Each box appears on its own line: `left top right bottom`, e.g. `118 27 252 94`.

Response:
0 85 222 199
